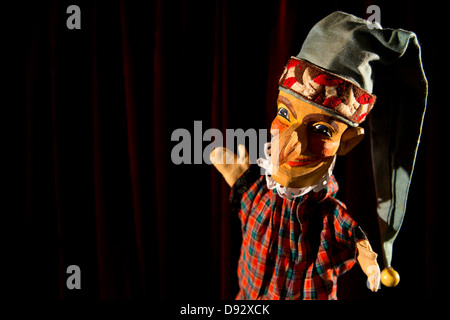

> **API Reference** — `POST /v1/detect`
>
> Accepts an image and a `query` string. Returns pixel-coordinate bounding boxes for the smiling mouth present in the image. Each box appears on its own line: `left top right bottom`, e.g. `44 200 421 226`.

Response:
285 157 320 167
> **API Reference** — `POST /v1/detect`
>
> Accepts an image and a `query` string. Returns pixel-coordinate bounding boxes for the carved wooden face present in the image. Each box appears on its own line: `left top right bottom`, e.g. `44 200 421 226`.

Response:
270 90 364 188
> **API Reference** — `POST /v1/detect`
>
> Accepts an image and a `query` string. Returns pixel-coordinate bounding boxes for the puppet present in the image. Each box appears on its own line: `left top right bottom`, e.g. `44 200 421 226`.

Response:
211 12 427 299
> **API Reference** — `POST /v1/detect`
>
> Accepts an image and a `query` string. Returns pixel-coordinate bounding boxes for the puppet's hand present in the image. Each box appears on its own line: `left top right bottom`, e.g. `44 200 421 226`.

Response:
210 144 251 187
356 240 381 292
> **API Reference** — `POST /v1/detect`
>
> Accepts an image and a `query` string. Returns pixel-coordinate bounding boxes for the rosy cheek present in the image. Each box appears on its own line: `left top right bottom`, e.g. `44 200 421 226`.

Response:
270 118 289 136
309 136 339 157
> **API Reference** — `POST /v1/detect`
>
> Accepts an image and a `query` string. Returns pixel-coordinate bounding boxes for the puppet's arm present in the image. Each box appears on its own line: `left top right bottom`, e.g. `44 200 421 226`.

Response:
356 239 381 292
210 145 251 187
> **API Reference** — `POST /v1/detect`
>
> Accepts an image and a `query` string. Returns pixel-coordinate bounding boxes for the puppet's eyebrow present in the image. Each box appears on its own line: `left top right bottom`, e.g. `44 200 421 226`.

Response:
277 96 297 119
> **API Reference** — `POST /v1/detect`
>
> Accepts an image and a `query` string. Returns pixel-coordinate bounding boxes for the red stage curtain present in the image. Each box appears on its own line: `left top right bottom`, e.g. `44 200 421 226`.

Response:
5 0 444 300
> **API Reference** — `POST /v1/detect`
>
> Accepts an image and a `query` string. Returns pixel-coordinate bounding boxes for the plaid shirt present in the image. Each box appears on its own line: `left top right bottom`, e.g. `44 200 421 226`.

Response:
232 168 358 300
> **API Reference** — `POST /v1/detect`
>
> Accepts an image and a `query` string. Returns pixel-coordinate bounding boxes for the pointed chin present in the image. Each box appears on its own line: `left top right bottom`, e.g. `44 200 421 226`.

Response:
271 156 334 188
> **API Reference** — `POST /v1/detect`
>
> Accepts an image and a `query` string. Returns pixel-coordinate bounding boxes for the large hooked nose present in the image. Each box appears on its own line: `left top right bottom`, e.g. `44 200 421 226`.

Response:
271 122 307 167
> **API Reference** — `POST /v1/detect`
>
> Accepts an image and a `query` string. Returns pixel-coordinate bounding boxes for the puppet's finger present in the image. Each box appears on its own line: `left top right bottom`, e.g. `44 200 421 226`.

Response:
210 147 223 165
365 265 381 292
210 147 250 187
237 144 249 164
210 147 237 165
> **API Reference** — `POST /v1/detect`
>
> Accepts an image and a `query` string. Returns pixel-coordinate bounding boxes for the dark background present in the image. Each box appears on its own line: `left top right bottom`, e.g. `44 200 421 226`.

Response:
2 0 446 300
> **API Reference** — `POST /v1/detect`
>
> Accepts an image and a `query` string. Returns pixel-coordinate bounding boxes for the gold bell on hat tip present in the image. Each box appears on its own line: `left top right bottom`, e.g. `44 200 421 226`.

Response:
381 267 400 287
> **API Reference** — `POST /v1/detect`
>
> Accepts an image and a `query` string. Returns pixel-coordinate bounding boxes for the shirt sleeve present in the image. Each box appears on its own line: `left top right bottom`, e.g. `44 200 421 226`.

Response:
329 198 359 274
229 164 262 214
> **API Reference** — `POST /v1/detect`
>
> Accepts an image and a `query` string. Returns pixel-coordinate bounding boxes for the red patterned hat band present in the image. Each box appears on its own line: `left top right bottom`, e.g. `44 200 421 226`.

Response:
278 57 376 127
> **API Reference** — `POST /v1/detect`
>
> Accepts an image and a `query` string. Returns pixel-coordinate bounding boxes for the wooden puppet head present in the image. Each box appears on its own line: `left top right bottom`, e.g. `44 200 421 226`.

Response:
269 90 365 188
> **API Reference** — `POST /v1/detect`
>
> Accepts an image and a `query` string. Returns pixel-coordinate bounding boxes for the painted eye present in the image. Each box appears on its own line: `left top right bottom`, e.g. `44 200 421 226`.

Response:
277 107 290 121
311 123 332 138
